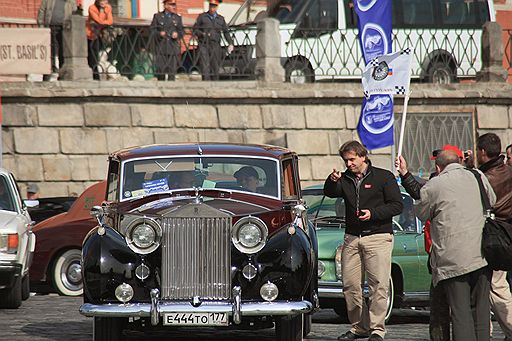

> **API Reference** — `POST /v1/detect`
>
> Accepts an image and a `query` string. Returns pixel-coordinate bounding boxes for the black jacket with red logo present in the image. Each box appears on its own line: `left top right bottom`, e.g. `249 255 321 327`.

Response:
323 162 403 236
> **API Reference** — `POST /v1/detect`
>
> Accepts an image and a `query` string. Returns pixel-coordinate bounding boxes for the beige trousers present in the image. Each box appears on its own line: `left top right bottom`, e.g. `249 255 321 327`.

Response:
342 233 394 338
490 270 512 339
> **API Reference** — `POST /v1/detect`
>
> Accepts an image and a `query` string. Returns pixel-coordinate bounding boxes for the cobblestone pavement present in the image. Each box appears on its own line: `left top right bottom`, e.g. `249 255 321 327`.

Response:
0 294 505 341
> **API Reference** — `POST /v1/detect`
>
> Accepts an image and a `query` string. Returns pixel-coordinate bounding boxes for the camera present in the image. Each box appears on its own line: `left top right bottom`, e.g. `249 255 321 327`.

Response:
464 151 470 159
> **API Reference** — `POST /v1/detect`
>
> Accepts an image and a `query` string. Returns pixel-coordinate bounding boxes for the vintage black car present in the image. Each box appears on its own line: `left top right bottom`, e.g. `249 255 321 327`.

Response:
79 143 318 341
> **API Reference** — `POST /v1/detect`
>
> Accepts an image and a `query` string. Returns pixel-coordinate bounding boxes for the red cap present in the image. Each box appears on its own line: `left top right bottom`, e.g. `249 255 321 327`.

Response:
430 144 463 160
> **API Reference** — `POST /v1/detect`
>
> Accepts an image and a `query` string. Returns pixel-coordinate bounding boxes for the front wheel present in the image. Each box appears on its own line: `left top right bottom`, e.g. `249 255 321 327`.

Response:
52 249 83 296
93 317 124 341
275 314 303 341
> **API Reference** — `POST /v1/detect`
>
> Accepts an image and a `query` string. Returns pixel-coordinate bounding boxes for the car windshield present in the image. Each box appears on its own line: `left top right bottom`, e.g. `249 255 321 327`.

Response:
303 187 419 233
303 189 344 219
0 175 16 212
120 156 279 201
229 0 309 26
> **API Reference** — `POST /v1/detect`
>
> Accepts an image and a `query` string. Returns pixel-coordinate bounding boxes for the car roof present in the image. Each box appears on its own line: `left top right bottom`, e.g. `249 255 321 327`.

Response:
111 143 296 162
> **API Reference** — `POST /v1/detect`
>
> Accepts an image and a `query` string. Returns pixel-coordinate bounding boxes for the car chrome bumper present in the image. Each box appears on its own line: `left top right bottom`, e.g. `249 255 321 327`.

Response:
80 287 312 325
318 280 344 299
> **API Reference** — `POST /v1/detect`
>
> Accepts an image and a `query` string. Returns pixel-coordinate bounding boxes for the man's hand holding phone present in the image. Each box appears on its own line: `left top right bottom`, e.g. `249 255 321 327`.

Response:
358 209 371 221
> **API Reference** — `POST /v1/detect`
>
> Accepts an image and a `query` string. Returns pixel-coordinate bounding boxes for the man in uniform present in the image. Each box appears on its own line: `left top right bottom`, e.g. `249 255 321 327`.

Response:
151 0 184 81
193 0 234 80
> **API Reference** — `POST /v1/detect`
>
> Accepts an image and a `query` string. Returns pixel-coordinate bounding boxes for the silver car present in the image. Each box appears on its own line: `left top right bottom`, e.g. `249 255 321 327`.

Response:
0 168 36 308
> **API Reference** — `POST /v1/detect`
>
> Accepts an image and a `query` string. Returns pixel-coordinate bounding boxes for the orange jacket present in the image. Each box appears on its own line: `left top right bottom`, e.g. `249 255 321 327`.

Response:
86 3 113 40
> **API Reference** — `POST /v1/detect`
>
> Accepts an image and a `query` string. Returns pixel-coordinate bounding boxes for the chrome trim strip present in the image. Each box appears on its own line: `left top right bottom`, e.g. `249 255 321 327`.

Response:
402 292 430 302
318 287 345 298
80 300 312 318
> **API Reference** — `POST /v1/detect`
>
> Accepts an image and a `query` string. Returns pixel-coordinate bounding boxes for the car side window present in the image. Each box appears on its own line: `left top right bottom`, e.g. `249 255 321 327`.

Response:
107 160 119 202
393 194 417 232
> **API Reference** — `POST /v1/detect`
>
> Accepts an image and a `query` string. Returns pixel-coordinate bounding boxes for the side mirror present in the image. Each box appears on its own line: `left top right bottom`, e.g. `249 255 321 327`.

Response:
24 199 40 208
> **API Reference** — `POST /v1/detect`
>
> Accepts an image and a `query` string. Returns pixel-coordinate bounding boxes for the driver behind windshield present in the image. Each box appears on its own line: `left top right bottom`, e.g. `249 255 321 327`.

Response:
233 166 259 192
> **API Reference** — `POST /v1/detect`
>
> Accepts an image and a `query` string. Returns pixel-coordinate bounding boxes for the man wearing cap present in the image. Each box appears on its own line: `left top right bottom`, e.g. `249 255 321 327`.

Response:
27 183 40 200
414 149 496 341
193 0 234 80
151 0 184 81
234 166 259 192
396 145 466 341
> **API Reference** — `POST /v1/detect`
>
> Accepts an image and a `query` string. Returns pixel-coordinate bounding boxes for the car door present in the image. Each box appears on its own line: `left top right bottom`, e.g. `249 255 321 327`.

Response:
392 192 430 293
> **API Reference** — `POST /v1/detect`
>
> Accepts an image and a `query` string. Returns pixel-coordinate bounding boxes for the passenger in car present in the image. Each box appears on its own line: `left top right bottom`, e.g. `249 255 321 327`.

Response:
233 166 259 192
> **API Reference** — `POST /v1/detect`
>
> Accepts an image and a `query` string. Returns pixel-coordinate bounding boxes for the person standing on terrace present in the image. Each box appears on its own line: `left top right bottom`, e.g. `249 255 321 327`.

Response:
86 0 113 80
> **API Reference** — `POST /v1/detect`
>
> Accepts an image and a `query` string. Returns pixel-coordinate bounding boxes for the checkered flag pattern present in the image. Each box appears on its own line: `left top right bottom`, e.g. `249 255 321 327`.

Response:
395 86 406 95
369 58 380 67
400 48 411 55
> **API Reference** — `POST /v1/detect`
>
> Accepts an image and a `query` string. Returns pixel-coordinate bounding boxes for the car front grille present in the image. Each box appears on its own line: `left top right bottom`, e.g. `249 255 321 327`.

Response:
160 202 232 300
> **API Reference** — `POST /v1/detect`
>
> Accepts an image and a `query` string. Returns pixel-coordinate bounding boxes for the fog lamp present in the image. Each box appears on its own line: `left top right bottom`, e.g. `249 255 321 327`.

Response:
318 260 326 278
242 264 258 280
115 283 134 303
260 282 278 302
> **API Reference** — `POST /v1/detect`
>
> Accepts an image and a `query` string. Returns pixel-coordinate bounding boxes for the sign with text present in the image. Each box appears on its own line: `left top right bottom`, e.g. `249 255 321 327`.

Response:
0 28 51 75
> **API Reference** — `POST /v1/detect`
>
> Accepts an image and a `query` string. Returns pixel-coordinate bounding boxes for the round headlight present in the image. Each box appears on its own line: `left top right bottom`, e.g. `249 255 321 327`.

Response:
115 283 134 303
132 223 156 248
260 282 279 302
239 224 261 248
232 216 268 254
125 217 162 254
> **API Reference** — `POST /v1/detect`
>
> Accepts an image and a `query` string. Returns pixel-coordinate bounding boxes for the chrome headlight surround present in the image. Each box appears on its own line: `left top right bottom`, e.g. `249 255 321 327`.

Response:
231 216 268 254
125 217 162 254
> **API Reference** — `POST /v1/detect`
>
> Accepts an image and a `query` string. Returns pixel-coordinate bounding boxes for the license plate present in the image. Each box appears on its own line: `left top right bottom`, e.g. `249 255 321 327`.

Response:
163 312 228 326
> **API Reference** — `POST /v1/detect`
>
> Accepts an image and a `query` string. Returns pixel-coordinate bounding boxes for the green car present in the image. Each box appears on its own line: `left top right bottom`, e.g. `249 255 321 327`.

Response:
303 184 431 321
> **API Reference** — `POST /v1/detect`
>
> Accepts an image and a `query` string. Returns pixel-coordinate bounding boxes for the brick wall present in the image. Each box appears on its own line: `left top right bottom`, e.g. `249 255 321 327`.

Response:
0 81 511 198
0 0 40 20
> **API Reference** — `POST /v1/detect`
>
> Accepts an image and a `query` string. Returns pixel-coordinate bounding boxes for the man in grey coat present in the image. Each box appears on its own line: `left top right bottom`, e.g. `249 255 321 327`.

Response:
414 150 496 341
37 0 79 80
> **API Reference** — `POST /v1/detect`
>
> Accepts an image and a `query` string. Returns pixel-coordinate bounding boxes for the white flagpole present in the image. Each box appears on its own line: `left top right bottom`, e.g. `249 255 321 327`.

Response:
397 92 410 157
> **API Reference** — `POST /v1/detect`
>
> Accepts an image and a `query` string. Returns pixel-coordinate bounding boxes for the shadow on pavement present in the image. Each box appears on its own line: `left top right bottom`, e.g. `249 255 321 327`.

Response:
21 321 91 341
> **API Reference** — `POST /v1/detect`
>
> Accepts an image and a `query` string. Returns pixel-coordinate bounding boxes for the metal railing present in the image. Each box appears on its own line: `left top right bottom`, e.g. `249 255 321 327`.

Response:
75 24 503 83
504 29 512 76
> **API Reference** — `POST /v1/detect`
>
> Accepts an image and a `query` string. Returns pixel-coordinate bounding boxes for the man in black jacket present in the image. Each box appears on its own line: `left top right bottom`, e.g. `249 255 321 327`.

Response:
151 0 184 81
324 141 403 341
476 133 512 341
193 0 234 80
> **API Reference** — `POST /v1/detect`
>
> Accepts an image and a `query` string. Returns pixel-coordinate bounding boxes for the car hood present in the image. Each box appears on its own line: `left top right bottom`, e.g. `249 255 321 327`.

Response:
317 227 344 259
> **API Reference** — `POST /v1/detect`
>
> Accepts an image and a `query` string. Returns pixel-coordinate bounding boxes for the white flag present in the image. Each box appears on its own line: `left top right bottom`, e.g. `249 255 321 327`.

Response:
362 49 412 98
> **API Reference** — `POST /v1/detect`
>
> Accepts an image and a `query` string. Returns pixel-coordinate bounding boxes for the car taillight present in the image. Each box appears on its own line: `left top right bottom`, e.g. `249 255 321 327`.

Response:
0 234 18 253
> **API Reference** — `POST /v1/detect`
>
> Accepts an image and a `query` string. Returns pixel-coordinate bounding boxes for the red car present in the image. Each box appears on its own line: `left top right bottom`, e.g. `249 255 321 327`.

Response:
30 181 106 296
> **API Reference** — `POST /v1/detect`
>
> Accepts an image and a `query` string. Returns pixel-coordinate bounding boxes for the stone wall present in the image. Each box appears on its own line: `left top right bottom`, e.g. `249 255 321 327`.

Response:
1 81 511 198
